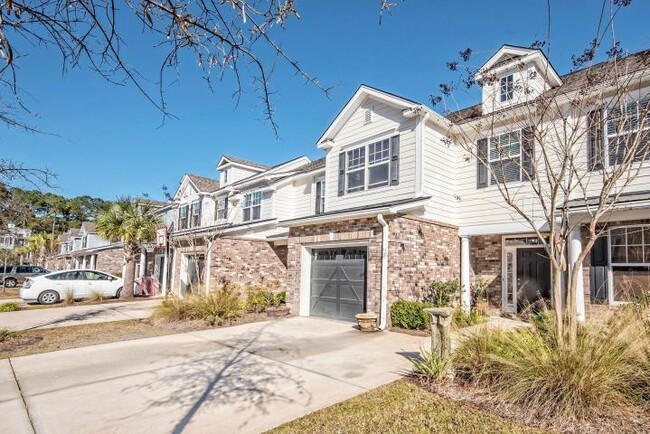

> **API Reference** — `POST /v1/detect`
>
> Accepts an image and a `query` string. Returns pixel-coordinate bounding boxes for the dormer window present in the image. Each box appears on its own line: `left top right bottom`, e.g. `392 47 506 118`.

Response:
500 74 514 102
222 168 229 185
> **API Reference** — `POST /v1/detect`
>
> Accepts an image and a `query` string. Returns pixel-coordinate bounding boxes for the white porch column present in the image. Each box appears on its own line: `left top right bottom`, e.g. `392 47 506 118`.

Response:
569 228 586 323
460 236 471 313
139 250 146 277
90 254 96 270
205 240 212 294
162 248 169 296
75 257 80 269
81 256 87 269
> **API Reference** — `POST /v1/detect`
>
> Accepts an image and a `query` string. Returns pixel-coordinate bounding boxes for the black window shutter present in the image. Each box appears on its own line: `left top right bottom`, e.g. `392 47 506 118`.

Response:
521 127 536 180
587 109 603 170
390 135 400 186
197 199 202 226
476 138 488 189
338 153 346 196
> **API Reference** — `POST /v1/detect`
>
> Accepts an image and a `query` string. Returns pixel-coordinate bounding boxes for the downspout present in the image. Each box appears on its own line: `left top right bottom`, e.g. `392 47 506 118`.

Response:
377 214 389 330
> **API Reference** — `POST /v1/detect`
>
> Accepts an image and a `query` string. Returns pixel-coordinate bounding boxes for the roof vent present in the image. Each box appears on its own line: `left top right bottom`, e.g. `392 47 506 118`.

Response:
364 107 373 124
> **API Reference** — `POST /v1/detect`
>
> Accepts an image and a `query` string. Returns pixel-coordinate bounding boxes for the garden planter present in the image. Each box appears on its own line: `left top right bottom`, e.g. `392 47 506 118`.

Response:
356 312 378 332
266 305 290 317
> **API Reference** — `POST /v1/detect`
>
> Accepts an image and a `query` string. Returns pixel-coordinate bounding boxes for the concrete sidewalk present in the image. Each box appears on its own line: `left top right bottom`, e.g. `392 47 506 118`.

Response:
0 299 160 331
5 316 427 434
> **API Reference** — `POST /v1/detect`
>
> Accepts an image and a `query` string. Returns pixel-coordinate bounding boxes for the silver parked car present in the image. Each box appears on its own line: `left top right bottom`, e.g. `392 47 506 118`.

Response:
1 265 49 288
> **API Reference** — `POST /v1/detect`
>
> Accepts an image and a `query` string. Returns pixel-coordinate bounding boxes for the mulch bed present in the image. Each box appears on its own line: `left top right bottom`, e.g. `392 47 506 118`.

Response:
412 377 650 434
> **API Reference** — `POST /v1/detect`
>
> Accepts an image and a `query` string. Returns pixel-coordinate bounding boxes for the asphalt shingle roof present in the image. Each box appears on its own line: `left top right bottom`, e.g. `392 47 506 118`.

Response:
187 174 221 193
221 155 271 171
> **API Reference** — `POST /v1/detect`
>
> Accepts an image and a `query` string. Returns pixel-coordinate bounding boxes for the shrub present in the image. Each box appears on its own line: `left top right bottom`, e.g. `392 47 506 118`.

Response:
244 285 284 312
0 302 20 312
155 281 243 326
422 279 460 308
411 348 451 383
0 327 17 342
454 308 650 421
63 290 75 305
87 291 106 303
390 300 431 330
452 306 485 328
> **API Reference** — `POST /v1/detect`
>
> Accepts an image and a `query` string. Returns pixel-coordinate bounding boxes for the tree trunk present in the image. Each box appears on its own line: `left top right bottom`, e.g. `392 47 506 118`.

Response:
121 246 136 300
552 265 564 346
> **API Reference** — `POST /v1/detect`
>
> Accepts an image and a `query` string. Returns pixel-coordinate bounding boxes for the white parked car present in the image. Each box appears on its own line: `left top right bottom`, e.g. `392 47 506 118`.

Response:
20 270 124 305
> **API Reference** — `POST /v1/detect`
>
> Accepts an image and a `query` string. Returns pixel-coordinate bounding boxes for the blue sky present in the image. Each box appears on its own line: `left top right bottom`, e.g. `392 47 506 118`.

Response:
3 1 650 200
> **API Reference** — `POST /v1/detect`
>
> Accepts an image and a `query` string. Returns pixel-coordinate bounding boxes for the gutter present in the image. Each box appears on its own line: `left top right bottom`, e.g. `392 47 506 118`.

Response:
377 213 390 330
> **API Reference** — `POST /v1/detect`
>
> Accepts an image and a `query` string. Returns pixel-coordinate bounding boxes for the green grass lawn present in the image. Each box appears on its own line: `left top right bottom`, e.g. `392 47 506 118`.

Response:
268 379 548 434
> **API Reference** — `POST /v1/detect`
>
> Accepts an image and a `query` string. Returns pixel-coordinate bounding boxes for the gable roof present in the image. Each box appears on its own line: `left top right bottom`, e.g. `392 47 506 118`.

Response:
448 47 650 124
297 157 326 173
475 44 563 87
217 155 270 171
187 174 221 193
80 222 96 234
316 84 447 148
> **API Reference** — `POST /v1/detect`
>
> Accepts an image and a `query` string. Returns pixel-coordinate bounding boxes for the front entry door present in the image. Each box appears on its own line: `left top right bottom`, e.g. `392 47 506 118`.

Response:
310 248 366 322
516 248 551 309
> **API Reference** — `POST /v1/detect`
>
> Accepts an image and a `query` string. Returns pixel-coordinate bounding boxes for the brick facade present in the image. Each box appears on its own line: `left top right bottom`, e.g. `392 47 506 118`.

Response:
94 247 124 276
470 235 502 307
286 215 460 319
170 236 288 294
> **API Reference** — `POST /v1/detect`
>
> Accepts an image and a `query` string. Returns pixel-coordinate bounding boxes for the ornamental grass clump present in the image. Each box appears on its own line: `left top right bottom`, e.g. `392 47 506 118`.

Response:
155 282 243 326
411 348 452 383
454 307 650 421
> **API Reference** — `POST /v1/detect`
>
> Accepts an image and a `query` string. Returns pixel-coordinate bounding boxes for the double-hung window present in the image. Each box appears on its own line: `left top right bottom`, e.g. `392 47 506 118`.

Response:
488 131 522 184
314 179 325 215
605 97 650 166
215 196 228 222
367 139 390 188
500 74 514 102
346 147 366 193
243 191 262 222
190 200 201 228
178 205 189 229
342 136 397 194
609 225 650 302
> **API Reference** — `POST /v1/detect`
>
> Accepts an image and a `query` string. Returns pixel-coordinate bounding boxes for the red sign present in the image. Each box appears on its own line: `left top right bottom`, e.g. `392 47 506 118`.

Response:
156 227 167 247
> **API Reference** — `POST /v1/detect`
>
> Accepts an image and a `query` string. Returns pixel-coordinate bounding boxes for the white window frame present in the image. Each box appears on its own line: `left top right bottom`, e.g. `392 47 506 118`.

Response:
190 200 201 228
608 224 650 303
215 196 228 222
345 137 392 193
178 205 189 230
487 130 522 186
601 95 650 169
242 191 262 222
500 74 514 102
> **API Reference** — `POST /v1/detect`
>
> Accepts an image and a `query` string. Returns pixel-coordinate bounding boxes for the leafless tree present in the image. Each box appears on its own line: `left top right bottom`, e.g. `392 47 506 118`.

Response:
437 0 649 346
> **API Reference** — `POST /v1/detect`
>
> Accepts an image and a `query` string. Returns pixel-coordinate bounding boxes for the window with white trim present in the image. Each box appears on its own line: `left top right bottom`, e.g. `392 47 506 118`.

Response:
242 191 262 222
488 130 522 185
190 200 201 228
605 96 650 166
500 74 514 102
215 197 228 222
178 205 189 229
345 138 391 193
610 225 650 302
314 179 325 215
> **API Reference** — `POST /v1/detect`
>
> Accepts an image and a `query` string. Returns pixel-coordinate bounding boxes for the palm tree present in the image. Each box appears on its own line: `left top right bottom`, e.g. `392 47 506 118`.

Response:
96 197 161 300
24 233 54 267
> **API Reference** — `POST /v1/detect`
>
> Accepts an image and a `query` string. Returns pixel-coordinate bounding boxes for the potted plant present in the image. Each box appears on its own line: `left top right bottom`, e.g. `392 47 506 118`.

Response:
355 312 378 332
266 291 290 317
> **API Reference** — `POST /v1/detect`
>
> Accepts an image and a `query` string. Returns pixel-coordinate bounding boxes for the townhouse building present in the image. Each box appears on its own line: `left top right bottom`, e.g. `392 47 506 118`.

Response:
167 44 650 328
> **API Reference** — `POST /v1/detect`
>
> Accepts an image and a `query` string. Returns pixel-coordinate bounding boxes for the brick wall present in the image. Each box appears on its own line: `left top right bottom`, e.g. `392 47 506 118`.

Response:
95 247 124 276
286 215 461 319
470 235 502 307
209 237 288 289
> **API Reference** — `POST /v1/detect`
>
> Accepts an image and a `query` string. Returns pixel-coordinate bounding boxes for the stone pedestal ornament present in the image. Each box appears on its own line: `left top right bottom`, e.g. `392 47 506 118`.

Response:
356 312 379 332
424 308 453 361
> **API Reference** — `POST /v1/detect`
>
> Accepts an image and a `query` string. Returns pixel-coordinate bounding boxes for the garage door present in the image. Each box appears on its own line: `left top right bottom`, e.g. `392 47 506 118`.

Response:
310 248 366 321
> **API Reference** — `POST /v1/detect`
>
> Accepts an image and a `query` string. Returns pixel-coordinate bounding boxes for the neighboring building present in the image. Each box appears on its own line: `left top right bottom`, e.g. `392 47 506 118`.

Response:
163 44 650 328
55 223 123 275
0 224 31 251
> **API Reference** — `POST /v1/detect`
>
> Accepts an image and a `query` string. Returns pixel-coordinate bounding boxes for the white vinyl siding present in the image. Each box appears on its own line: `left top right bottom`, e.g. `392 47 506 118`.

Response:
325 100 417 212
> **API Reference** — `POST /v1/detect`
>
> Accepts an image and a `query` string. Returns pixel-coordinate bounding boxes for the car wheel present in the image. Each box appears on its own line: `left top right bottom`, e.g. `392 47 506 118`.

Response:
115 287 123 299
38 290 60 305
4 278 17 288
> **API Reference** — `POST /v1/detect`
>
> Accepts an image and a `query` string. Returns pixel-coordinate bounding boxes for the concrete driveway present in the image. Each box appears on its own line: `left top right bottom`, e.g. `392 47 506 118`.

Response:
3 316 428 434
0 299 160 331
